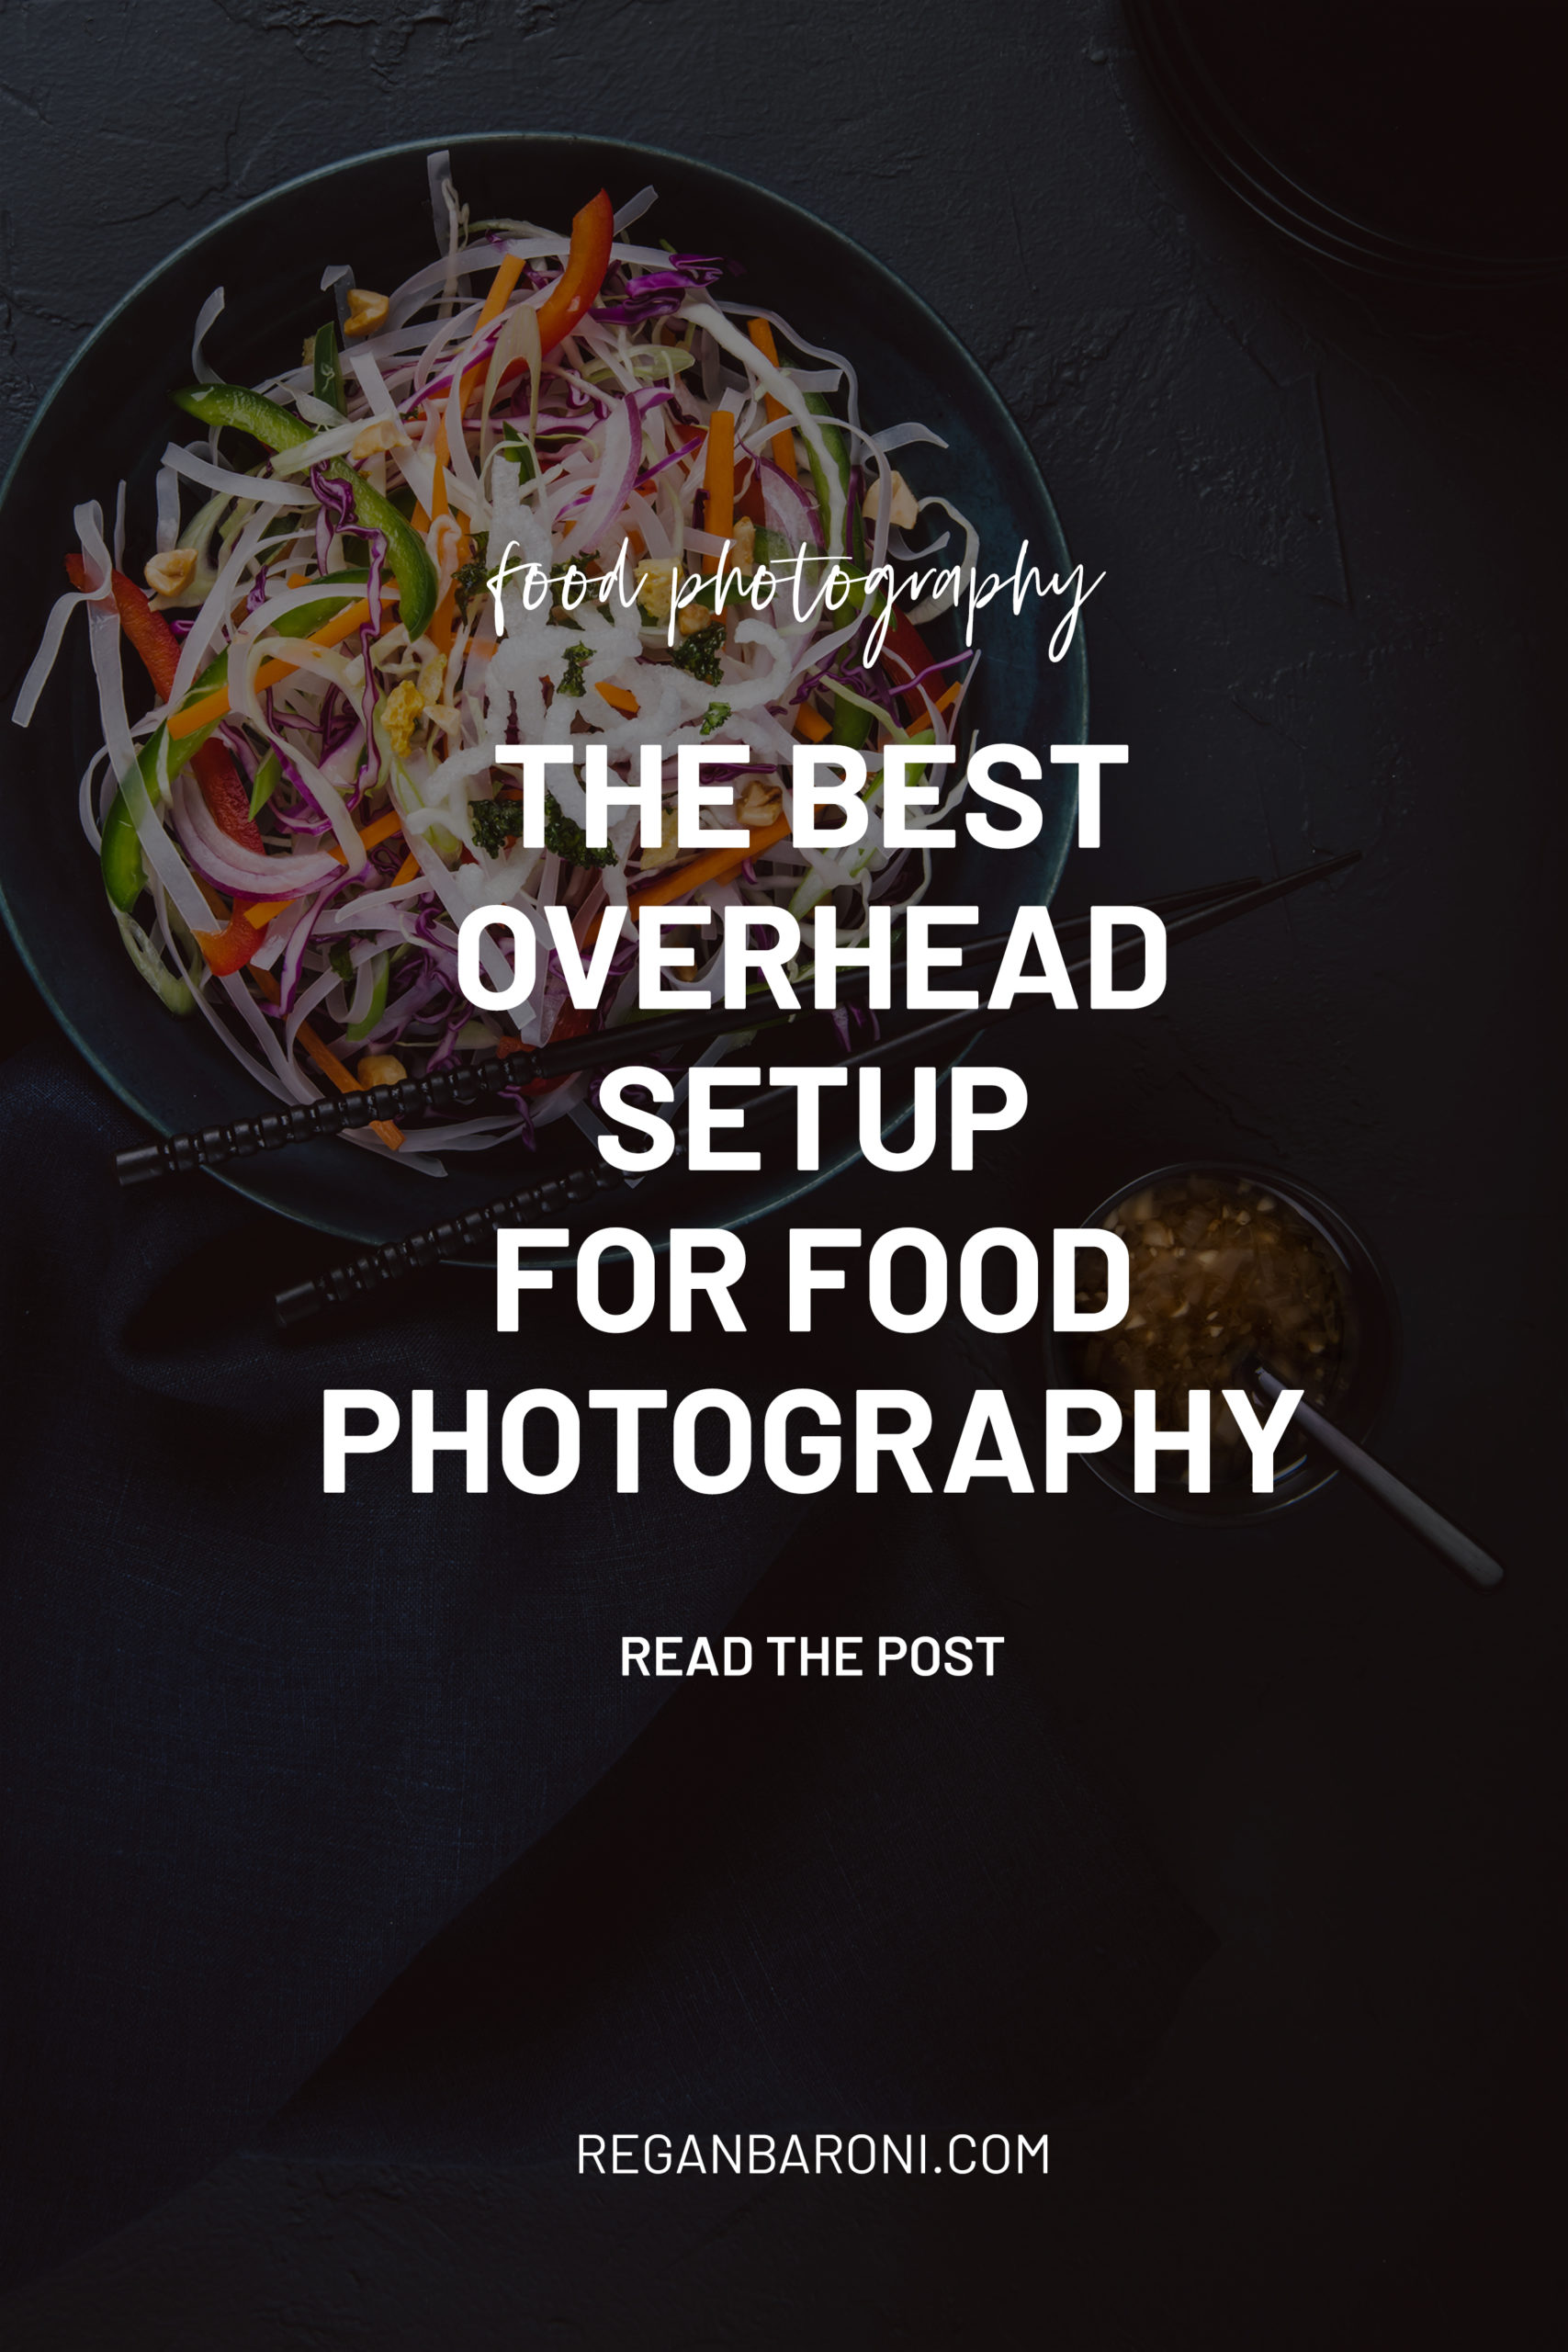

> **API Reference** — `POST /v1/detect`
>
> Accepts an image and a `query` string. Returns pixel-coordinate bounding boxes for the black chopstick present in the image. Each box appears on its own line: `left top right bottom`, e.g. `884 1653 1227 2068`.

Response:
272 853 1354 1327
115 873 1262 1187
811 849 1361 1081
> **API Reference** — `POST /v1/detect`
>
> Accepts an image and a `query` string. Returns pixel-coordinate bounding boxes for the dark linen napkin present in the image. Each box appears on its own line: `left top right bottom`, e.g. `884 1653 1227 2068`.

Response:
0 1040 1208 2294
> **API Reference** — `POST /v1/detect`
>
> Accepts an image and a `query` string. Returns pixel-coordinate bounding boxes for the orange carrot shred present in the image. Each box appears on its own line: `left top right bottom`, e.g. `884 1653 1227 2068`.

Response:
476 250 525 334
249 967 402 1149
748 318 797 480
166 593 392 741
589 815 794 939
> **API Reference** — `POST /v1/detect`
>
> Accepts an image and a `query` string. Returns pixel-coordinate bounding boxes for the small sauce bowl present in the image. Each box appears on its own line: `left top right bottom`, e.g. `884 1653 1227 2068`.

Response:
1049 1161 1398 1521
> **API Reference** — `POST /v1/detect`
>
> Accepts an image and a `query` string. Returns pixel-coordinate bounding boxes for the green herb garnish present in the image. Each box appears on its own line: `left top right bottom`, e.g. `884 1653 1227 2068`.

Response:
699 700 732 736
545 791 616 867
559 642 592 696
468 791 617 868
468 799 525 856
672 622 725 686
453 530 491 624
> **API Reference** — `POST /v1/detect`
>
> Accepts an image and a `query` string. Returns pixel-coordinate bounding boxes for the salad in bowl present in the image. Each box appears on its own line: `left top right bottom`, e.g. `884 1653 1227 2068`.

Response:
15 161 983 1177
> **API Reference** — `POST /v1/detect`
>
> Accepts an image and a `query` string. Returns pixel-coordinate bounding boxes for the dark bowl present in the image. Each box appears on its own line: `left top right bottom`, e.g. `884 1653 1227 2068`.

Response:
1126 0 1568 288
0 133 1084 1249
1047 1159 1398 1522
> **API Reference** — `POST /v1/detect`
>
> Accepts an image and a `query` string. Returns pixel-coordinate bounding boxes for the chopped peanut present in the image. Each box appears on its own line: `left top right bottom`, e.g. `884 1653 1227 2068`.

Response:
737 776 784 829
725 515 756 568
143 547 197 598
379 678 424 756
637 805 683 870
678 597 719 638
863 469 919 529
350 415 412 462
416 655 448 704
344 288 389 339
356 1054 408 1088
633 556 679 623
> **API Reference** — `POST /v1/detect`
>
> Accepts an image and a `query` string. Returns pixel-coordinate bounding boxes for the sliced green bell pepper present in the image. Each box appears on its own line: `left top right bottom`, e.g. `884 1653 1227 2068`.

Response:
115 910 194 1015
248 746 282 820
344 948 391 1042
162 566 380 776
171 382 439 639
100 778 147 912
804 390 851 556
100 734 169 912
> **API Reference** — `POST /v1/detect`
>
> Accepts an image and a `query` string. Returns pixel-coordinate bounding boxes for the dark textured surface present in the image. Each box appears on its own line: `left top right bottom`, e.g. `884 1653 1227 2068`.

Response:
0 0 1561 2344
0 1038 1205 2326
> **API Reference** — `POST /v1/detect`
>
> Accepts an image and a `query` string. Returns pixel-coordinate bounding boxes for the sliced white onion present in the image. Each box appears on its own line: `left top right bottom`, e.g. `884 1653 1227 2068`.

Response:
171 771 340 897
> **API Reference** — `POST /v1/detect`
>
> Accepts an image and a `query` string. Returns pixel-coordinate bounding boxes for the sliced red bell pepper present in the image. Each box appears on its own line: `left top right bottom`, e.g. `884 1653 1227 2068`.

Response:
536 187 615 352
498 187 615 388
190 737 265 854
192 905 265 977
736 471 767 528
65 554 265 854
879 605 942 707
66 550 179 698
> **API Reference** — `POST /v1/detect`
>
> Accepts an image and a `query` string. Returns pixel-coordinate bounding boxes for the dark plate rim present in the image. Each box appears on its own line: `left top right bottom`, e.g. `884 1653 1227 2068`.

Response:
1124 0 1568 288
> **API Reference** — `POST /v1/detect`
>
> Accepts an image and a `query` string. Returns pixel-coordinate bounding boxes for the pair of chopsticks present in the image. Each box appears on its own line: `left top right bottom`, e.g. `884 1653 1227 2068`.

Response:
261 852 1358 1326
113 864 1317 1190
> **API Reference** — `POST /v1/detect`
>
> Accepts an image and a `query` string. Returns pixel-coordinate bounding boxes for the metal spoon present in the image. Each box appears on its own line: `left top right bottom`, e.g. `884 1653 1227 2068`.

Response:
1251 1365 1505 1589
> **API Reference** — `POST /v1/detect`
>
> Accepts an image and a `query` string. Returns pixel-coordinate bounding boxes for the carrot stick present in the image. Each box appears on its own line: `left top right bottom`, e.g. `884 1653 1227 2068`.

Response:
236 894 291 929
346 809 404 856
634 813 792 910
389 851 421 887
404 254 521 454
250 968 403 1149
596 682 639 717
241 812 407 931
166 594 386 741
794 702 831 742
475 251 525 334
583 814 794 944
748 319 797 480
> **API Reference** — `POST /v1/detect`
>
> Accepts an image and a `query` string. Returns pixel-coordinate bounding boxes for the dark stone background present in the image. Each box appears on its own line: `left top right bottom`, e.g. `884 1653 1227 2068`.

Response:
0 0 1559 2343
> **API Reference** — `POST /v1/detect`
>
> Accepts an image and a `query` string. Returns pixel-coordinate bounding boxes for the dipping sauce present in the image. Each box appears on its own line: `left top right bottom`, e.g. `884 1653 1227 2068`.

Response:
1077 1170 1349 1451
